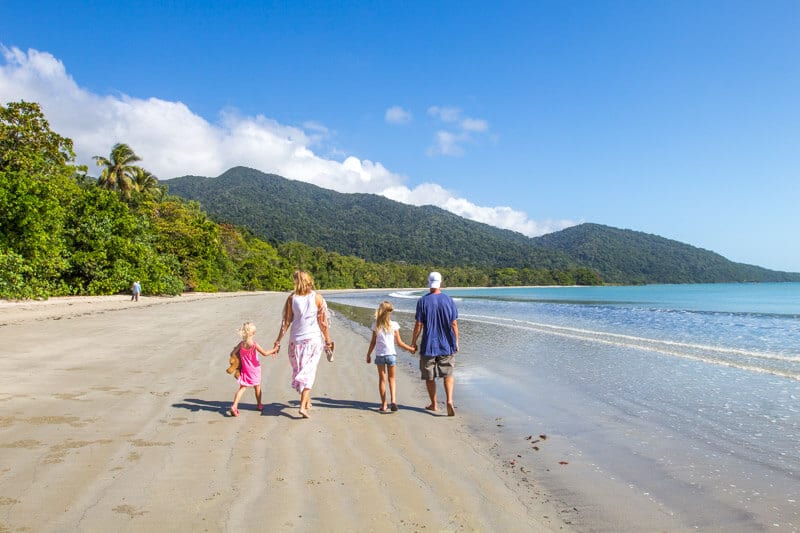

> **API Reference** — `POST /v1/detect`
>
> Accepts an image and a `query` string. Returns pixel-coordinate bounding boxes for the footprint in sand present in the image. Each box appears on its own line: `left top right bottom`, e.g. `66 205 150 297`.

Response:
0 439 43 449
112 504 147 517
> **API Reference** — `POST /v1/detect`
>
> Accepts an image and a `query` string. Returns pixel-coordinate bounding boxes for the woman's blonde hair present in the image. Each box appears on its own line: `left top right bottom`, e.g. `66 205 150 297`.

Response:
292 270 315 295
374 301 394 333
238 321 257 341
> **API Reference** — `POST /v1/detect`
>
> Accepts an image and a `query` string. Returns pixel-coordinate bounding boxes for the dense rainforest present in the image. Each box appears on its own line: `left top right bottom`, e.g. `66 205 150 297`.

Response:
0 101 602 299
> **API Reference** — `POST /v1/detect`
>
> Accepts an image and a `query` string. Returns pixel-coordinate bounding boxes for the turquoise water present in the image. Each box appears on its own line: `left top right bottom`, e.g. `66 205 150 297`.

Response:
327 283 800 530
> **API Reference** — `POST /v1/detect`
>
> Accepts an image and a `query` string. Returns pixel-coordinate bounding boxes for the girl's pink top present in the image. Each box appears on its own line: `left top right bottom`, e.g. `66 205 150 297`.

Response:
237 341 262 387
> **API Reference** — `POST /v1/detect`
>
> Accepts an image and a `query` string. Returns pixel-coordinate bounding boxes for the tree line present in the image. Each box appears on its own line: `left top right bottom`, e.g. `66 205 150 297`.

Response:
0 100 602 299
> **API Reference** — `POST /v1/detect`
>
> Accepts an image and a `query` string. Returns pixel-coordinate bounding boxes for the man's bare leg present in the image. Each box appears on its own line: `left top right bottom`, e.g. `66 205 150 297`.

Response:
425 379 437 411
444 375 455 416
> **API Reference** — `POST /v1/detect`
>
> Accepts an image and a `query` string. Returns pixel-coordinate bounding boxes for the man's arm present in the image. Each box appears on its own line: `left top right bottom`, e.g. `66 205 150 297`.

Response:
452 320 459 353
411 321 423 350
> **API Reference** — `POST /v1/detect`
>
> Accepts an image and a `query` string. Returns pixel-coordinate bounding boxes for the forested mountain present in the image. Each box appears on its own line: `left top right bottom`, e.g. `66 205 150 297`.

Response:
166 167 575 269
166 166 800 285
533 223 800 284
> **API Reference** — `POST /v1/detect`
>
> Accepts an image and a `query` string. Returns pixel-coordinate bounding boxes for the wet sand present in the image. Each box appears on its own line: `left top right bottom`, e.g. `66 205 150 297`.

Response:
0 292 571 532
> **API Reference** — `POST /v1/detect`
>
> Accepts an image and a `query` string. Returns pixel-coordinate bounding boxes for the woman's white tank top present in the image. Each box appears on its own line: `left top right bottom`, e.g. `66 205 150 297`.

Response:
291 291 320 341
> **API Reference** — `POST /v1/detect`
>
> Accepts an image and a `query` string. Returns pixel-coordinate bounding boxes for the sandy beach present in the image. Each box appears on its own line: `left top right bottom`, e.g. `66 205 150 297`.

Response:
0 292 571 532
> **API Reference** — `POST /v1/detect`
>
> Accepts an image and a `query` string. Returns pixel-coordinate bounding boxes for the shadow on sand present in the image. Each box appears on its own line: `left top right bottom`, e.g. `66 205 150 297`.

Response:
312 396 435 415
173 398 297 418
172 397 441 418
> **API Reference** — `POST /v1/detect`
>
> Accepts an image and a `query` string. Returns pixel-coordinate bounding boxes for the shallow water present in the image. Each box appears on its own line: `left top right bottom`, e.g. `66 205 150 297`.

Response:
327 284 800 531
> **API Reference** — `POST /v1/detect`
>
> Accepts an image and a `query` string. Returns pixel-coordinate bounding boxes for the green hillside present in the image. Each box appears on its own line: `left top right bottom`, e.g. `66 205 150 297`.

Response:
166 167 575 269
533 223 800 284
166 167 800 285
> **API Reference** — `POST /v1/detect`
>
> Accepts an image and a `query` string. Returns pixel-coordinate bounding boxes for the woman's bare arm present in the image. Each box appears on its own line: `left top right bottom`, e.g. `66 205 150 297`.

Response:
274 295 293 349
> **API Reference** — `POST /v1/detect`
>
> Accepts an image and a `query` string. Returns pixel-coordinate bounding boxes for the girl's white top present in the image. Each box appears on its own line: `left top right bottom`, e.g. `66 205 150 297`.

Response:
291 291 321 341
372 320 400 356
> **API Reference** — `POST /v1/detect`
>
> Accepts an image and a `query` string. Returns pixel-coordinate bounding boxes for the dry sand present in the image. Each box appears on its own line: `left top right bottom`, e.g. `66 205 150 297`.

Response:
0 292 572 532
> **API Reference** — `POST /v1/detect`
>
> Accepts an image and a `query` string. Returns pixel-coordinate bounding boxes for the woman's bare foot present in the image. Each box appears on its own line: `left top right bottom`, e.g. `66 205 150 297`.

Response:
447 403 456 416
299 408 310 418
425 404 438 411
379 405 389 412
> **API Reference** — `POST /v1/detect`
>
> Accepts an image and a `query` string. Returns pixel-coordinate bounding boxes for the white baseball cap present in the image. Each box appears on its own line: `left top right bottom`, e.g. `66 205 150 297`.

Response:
428 271 442 289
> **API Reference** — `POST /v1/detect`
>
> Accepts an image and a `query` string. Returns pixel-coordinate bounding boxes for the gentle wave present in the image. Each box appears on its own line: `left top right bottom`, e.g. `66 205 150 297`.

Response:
388 290 462 302
459 296 800 319
388 291 422 299
461 313 800 381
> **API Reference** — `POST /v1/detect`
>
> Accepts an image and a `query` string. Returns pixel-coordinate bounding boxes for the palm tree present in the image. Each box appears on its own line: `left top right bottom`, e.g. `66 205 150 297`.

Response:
93 143 142 198
132 167 163 199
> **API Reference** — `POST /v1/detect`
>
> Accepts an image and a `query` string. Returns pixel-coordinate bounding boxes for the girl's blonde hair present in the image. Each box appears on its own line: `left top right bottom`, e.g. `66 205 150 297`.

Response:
292 270 315 295
374 301 394 333
238 321 257 341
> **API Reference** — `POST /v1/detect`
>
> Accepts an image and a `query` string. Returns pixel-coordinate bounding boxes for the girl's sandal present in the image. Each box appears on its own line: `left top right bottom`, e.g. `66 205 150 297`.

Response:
230 407 239 417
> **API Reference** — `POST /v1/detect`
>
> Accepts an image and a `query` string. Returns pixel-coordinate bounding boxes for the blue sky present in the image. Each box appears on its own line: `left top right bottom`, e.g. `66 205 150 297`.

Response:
2 1 798 272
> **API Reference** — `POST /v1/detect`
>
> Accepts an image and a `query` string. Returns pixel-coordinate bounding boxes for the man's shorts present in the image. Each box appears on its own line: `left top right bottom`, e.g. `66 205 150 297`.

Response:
419 354 455 380
375 354 397 366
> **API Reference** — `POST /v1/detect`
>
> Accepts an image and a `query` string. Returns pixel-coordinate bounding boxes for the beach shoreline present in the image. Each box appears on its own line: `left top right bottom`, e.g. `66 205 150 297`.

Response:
0 292 573 532
325 286 800 533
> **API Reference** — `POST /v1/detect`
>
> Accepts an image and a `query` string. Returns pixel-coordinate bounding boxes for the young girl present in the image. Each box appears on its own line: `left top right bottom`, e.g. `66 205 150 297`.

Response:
365 301 415 412
230 322 278 417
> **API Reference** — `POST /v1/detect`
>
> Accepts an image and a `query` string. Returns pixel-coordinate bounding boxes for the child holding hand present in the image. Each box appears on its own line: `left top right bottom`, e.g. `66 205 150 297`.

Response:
366 301 415 412
230 321 277 417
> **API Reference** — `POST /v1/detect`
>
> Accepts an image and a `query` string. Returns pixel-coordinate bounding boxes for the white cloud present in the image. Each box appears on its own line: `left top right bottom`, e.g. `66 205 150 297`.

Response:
461 118 488 132
382 181 578 236
427 130 465 157
428 105 462 123
426 105 490 157
385 105 412 124
0 46 573 238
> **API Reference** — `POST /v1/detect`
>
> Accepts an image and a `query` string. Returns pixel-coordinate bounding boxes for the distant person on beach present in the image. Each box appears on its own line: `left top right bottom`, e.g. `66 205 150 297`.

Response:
273 270 333 419
131 281 141 302
411 272 459 416
366 300 415 412
229 321 278 417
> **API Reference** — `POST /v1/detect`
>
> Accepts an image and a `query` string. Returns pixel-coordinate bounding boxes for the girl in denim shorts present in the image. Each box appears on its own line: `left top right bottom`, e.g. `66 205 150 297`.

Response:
366 301 415 412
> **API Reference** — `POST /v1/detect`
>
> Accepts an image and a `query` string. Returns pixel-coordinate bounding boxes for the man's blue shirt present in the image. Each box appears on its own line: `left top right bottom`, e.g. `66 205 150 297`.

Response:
415 292 458 356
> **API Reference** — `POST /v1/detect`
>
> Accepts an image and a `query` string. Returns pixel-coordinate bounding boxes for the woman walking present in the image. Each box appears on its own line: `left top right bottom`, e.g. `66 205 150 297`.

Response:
274 270 333 418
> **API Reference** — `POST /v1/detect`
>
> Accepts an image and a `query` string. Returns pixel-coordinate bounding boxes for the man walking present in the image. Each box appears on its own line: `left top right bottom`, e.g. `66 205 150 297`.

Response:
411 272 459 416
131 280 141 302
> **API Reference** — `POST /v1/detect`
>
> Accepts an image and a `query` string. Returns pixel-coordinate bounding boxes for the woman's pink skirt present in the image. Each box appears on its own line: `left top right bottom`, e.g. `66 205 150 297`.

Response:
288 337 323 393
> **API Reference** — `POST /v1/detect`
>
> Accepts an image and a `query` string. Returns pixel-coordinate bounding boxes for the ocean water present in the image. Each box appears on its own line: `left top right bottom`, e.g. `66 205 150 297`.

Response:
327 283 800 531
